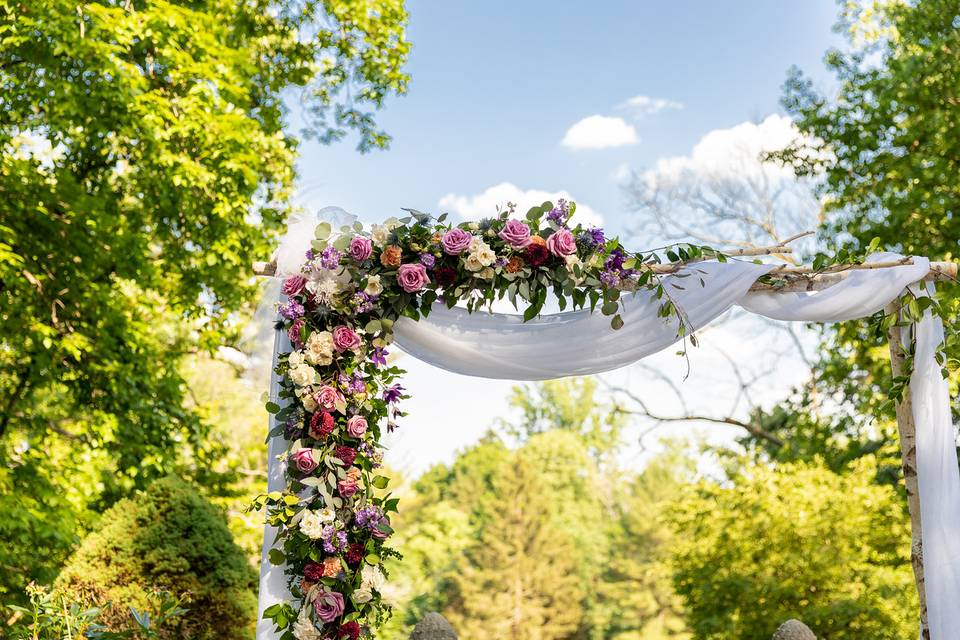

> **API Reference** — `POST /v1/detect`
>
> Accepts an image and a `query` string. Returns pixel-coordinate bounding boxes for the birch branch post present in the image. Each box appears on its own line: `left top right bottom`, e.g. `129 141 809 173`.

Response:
886 300 930 640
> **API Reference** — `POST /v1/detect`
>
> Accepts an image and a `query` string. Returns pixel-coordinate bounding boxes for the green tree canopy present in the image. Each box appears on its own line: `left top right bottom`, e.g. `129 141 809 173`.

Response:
671 459 916 639
0 0 408 601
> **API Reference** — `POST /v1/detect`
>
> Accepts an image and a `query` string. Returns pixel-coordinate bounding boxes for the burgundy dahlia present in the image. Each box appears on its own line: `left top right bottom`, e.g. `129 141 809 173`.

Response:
345 542 365 566
335 446 357 466
338 621 361 639
310 411 336 439
525 243 549 267
433 265 456 288
304 561 324 582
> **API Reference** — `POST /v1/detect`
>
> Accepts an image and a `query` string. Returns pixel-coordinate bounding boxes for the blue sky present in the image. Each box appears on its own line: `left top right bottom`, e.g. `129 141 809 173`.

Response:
293 1 840 238
285 2 842 474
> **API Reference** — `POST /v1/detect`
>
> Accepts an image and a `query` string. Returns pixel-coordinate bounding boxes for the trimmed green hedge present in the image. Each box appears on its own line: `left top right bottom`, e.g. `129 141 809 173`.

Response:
56 476 257 640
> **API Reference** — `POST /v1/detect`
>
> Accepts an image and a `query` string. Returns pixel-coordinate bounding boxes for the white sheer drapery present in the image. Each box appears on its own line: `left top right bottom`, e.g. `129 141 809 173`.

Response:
258 212 960 640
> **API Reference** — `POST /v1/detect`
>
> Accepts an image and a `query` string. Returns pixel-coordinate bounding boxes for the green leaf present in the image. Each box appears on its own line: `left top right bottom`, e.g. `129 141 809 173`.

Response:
265 402 281 414
315 222 332 240
371 475 390 489
601 301 619 316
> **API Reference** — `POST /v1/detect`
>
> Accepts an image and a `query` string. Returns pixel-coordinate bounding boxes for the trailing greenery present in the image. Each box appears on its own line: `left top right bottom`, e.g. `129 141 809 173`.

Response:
55 476 258 640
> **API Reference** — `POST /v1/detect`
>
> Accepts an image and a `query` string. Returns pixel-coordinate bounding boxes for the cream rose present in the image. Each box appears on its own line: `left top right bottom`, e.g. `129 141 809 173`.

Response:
478 267 495 280
299 509 326 539
463 253 483 272
370 224 390 247
289 364 318 387
292 605 324 640
304 330 334 366
364 274 383 296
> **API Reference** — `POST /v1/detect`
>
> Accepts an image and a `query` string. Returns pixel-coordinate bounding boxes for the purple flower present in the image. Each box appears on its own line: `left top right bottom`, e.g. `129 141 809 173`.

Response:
420 253 436 268
320 246 342 270
355 505 387 531
383 384 404 404
604 247 626 272
599 269 621 288
547 199 569 226
359 442 383 468
278 300 304 320
371 346 388 367
579 227 606 249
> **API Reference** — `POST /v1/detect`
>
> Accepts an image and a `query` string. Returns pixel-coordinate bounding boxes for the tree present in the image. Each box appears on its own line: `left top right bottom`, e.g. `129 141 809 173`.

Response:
55 476 258 640
0 0 409 601
778 0 960 420
670 459 916 639
444 455 585 640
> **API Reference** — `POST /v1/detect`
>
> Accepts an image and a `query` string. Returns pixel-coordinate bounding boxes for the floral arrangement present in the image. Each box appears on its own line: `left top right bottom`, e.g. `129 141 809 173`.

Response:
253 200 715 639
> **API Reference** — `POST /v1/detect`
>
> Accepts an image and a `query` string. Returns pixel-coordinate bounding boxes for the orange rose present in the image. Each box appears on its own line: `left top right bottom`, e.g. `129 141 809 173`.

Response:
528 235 547 247
506 256 524 273
380 245 402 267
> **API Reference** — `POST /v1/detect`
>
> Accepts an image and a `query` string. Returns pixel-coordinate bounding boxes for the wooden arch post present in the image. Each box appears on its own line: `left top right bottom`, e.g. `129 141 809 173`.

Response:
886 299 930 639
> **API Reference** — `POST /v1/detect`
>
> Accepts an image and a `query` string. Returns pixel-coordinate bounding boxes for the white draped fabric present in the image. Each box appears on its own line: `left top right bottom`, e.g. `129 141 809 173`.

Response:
258 212 960 639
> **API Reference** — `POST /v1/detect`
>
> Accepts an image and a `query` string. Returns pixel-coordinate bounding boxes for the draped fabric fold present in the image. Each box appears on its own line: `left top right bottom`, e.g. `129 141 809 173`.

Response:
260 207 960 640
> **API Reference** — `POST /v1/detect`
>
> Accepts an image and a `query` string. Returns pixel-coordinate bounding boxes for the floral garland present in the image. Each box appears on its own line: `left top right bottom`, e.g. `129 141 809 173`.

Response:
253 200 715 640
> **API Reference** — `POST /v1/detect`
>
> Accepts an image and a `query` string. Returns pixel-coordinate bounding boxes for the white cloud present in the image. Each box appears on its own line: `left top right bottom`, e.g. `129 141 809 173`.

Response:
629 114 808 189
438 181 603 227
619 94 684 115
561 115 638 150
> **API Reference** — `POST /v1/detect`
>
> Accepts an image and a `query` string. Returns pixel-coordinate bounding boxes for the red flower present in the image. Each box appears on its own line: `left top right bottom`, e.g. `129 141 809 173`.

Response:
303 561 324 582
345 543 365 566
309 411 336 439
525 242 549 267
338 621 361 639
433 265 456 288
335 446 357 466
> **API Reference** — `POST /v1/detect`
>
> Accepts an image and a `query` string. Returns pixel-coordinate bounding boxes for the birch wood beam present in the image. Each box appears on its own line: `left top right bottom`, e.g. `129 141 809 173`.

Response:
886 300 931 639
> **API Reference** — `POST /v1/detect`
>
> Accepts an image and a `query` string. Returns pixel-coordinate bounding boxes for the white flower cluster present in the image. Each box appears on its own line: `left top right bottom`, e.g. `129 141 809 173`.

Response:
464 236 496 279
292 605 324 640
299 506 337 539
353 564 386 604
288 350 319 388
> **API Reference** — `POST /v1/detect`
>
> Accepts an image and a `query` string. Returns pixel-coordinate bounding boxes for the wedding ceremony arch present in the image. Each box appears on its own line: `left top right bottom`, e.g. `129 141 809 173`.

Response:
251 205 960 640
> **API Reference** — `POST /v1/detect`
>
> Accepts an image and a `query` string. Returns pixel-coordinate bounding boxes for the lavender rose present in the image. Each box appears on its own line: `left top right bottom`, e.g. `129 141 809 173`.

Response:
397 263 430 293
546 228 577 256
346 415 368 438
498 219 532 248
332 325 361 352
348 236 373 261
441 228 473 255
292 448 318 474
313 590 345 623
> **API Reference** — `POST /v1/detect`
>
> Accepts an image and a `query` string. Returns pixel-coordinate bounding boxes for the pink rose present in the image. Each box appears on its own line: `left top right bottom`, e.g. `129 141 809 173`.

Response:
397 263 430 293
346 415 368 438
338 476 359 498
371 517 392 540
332 325 361 353
498 219 532 248
313 590 345 623
292 448 318 474
288 318 305 348
441 228 473 255
315 385 345 412
348 236 373 261
281 275 307 296
546 228 576 256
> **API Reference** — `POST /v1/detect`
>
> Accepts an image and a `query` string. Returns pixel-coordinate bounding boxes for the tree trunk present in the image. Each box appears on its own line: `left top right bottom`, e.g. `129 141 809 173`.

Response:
886 301 930 639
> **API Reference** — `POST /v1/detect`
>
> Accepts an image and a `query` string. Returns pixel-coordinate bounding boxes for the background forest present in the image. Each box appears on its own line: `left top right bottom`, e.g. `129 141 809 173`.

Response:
2 0 958 639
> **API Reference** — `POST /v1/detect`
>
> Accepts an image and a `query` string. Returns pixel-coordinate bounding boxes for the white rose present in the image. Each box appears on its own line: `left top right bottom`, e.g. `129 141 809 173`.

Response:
478 267 495 280
292 606 324 640
289 364 318 387
353 586 373 604
468 236 485 252
304 330 334 366
364 274 383 296
361 565 386 592
475 246 496 267
463 253 483 272
288 350 306 368
370 224 389 247
300 391 318 412
383 217 401 230
299 510 326 539
318 507 336 523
